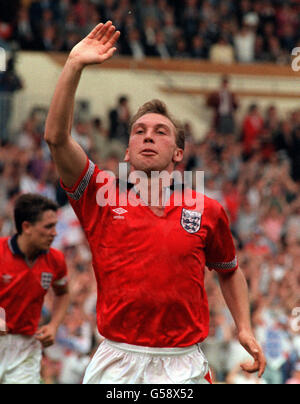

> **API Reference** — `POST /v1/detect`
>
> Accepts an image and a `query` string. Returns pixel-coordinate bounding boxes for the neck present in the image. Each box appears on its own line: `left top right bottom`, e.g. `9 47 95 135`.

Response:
146 177 166 207
132 175 174 207
17 234 40 262
127 165 176 206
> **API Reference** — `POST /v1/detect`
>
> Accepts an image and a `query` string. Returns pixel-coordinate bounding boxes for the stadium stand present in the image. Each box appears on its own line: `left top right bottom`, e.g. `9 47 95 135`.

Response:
0 0 299 63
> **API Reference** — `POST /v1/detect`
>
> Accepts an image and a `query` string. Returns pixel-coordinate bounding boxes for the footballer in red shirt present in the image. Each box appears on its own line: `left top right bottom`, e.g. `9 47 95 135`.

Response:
0 194 69 384
44 21 266 384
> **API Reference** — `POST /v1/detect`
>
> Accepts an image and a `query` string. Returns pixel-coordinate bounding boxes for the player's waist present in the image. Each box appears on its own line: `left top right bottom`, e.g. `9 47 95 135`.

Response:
105 339 199 356
0 333 39 347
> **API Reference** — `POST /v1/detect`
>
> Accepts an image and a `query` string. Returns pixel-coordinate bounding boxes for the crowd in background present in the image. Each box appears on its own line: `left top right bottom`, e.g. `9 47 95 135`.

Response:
0 76 300 383
0 0 300 64
0 0 300 386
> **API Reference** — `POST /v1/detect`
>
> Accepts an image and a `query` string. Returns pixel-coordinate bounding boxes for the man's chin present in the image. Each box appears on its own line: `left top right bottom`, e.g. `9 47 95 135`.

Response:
131 161 165 175
39 242 53 251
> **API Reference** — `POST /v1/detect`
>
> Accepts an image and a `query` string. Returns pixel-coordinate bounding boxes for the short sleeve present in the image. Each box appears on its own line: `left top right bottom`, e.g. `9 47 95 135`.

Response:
60 158 117 236
205 203 238 273
60 157 95 203
60 158 97 231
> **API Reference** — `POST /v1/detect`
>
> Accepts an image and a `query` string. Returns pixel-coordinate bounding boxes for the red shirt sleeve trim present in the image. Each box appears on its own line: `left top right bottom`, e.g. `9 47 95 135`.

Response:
60 156 90 194
60 158 95 201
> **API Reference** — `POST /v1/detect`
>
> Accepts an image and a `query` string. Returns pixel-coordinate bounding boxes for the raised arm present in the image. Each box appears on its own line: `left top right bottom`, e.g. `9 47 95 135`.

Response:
44 21 120 188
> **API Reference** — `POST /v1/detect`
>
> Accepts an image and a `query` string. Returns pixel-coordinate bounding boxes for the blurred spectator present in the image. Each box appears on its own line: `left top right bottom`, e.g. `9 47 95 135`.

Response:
290 126 300 182
163 12 177 51
206 76 239 135
190 35 207 59
2 0 300 65
235 198 258 243
201 309 232 382
286 362 300 385
122 28 145 60
90 116 126 163
0 57 23 145
0 22 13 43
276 3 298 40
40 26 60 51
14 7 35 50
256 317 293 384
137 0 161 25
1 2 300 386
143 17 157 53
71 119 93 154
209 36 235 64
108 95 131 146
241 104 264 158
181 0 201 41
233 22 256 63
90 117 110 160
147 30 172 59
1 97 300 383
173 37 190 59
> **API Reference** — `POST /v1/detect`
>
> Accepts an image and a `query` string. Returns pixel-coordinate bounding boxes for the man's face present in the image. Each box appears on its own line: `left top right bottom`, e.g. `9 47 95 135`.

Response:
124 113 183 175
25 210 58 251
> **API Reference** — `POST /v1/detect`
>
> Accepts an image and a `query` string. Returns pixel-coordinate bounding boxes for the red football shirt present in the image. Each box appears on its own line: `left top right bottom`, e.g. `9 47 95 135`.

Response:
0 236 68 336
62 159 238 348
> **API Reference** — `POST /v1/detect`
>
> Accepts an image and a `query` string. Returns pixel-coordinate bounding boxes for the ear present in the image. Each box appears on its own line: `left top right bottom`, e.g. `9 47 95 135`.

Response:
172 148 184 164
124 148 130 162
22 221 32 235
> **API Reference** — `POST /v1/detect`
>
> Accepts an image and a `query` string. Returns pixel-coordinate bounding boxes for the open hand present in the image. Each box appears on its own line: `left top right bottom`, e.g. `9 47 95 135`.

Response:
69 21 120 69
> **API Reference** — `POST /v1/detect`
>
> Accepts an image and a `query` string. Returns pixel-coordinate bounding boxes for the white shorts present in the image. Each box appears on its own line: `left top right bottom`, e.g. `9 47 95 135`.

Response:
83 339 211 384
0 334 42 384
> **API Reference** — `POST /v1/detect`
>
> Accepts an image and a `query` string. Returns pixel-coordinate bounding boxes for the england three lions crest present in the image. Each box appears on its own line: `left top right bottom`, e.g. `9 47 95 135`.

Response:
41 272 53 290
181 209 202 234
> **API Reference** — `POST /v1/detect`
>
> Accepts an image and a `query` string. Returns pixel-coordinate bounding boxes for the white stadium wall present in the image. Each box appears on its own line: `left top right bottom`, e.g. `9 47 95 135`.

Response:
11 52 300 140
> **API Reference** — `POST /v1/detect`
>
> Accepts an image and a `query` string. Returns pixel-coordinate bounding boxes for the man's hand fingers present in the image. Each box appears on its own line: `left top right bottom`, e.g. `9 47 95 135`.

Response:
35 332 54 347
42 337 54 345
103 31 121 52
239 333 267 378
96 21 113 41
87 23 104 39
41 339 54 348
257 351 267 378
240 359 260 374
35 328 48 341
35 333 45 341
100 25 118 47
104 48 117 59
241 356 266 378
108 30 121 47
240 347 266 377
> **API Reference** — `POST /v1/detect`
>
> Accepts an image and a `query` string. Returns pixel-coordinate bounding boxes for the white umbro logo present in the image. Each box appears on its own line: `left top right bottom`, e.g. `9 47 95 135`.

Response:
112 208 128 220
113 208 128 215
2 274 12 284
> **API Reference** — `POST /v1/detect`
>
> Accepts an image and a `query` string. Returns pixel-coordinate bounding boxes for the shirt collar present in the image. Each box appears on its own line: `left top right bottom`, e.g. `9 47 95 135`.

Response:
8 234 25 257
116 178 186 208
116 178 184 193
8 235 47 258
